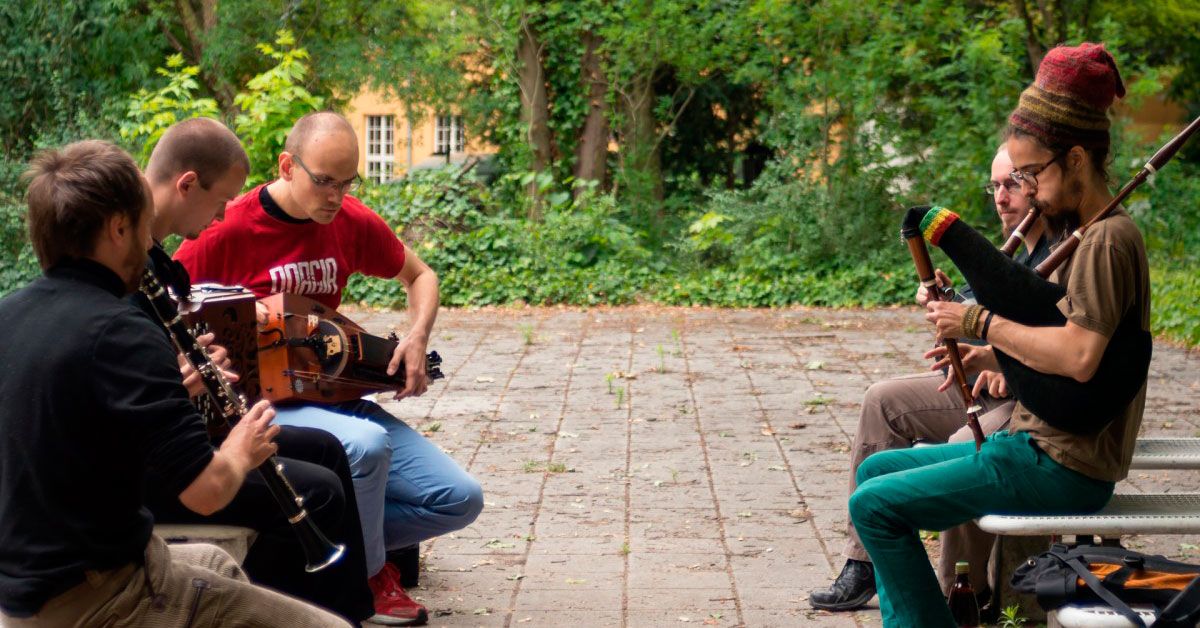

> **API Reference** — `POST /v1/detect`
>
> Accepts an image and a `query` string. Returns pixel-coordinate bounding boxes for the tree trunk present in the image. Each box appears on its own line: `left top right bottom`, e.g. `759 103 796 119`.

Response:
1011 0 1045 76
622 69 663 224
574 29 609 196
517 14 553 220
168 0 236 112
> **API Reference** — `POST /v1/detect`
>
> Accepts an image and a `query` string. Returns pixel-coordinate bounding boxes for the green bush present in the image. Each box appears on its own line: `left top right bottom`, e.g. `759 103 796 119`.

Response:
344 169 661 308
1151 267 1200 347
0 202 40 298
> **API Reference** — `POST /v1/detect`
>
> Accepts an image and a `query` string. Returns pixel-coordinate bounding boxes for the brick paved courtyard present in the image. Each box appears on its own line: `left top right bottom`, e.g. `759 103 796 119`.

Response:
353 306 1200 628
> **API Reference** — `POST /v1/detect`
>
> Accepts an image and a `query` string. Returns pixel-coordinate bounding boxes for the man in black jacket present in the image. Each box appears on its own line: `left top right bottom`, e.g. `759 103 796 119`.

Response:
0 139 348 626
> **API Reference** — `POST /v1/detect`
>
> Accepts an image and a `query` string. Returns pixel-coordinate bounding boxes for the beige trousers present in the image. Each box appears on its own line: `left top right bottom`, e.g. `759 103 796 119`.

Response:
0 535 350 628
843 371 1015 594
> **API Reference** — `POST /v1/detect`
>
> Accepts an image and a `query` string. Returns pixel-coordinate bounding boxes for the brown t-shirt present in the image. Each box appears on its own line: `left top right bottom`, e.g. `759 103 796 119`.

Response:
1010 207 1150 482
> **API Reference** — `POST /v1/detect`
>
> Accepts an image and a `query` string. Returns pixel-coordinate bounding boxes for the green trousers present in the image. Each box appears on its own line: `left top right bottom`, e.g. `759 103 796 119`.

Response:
849 430 1114 627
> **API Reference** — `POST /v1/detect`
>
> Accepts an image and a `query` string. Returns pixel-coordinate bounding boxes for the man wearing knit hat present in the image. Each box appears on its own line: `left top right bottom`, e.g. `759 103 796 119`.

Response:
847 43 1149 627
809 145 1051 614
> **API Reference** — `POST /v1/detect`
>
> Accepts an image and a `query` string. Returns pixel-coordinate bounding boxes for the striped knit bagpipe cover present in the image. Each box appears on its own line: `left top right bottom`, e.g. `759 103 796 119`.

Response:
904 205 1151 435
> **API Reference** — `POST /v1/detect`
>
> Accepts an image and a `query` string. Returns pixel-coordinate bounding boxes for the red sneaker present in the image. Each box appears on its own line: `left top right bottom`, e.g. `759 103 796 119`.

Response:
367 563 428 626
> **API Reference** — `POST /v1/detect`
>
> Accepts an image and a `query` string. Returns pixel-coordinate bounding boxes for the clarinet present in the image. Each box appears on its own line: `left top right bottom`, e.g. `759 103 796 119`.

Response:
139 267 346 573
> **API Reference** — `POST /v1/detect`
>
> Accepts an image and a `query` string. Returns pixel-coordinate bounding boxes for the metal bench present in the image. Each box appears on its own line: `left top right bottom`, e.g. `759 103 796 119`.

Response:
155 524 258 564
1050 604 1160 627
979 493 1200 537
1131 438 1200 470
979 492 1200 626
917 437 1200 468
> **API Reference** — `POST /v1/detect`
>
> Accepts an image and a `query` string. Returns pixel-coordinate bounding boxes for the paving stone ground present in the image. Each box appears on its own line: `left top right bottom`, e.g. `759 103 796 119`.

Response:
351 305 1200 628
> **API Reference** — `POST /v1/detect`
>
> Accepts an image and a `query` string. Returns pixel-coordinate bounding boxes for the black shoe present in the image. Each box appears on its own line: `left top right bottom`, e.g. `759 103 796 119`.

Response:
386 544 420 589
809 559 876 611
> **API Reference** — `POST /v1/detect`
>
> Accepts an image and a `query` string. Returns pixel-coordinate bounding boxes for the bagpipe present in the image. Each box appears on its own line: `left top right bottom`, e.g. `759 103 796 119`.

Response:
902 115 1200 435
903 205 1149 435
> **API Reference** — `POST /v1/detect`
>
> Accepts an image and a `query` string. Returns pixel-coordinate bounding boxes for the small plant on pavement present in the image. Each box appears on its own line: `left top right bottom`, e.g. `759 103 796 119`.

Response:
998 605 1027 628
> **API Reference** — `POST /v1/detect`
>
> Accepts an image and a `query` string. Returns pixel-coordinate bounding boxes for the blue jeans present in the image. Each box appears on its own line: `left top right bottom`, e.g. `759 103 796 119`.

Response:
849 431 1113 627
273 400 484 576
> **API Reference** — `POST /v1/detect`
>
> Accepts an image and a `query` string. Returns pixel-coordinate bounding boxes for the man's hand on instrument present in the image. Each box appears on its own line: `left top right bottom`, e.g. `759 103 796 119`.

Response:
221 399 279 471
180 332 239 397
255 301 269 327
388 332 429 400
925 300 973 341
915 268 953 307
972 370 1010 399
925 343 998 392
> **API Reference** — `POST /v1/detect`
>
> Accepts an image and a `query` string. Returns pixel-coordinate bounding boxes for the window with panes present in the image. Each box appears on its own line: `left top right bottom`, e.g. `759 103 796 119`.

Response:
365 115 395 183
435 114 464 154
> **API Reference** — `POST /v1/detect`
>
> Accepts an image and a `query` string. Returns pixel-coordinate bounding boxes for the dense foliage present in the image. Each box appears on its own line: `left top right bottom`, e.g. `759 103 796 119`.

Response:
1 0 1197 345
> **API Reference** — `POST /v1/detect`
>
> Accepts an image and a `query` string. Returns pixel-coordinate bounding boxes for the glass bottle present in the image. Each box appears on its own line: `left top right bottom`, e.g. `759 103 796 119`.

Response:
948 560 980 627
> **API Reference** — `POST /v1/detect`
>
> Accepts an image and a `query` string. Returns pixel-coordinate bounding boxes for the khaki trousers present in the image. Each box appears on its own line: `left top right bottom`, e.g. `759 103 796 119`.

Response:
843 371 1014 593
1 535 350 628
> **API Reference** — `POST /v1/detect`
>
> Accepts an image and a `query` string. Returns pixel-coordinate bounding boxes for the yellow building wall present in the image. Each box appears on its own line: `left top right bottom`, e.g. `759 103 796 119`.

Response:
1119 93 1189 142
342 89 493 180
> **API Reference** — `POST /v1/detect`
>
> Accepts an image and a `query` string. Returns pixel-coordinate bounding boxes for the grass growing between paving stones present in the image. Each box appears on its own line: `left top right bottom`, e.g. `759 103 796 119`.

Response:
522 460 568 473
804 395 834 408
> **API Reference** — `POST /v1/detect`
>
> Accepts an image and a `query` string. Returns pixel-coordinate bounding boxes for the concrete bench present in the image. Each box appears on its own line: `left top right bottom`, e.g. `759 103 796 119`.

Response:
155 524 258 564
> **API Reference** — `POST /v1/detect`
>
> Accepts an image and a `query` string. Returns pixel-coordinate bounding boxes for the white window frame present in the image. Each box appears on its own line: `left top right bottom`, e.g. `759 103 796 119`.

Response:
365 114 395 183
435 114 465 154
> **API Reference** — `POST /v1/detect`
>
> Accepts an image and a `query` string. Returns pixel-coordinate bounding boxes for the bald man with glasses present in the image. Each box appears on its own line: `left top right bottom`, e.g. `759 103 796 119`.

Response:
176 112 483 626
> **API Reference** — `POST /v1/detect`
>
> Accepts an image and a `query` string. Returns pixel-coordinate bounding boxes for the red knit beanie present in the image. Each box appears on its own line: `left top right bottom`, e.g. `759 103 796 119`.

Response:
1008 42 1126 149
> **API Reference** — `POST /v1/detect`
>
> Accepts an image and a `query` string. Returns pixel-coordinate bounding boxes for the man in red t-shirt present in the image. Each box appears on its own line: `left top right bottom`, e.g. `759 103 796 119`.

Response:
176 112 483 627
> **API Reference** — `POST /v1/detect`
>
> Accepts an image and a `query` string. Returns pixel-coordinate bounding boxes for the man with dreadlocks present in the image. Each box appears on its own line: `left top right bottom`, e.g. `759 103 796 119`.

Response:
848 42 1149 627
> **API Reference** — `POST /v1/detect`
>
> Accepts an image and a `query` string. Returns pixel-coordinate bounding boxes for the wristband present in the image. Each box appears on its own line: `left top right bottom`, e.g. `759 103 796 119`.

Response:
980 310 995 342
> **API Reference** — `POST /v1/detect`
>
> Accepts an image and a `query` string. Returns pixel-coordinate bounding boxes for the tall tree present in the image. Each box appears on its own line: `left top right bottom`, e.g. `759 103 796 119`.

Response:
516 10 554 218
151 0 238 111
574 28 609 192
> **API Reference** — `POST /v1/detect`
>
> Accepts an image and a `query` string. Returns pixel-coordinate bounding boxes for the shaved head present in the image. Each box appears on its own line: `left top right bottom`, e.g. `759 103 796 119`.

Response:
284 111 358 157
271 111 360 224
146 118 248 188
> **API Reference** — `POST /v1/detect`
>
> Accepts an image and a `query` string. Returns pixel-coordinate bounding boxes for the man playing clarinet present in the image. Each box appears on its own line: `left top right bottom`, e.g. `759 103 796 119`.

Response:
848 42 1149 627
175 111 484 625
138 117 379 625
0 140 349 627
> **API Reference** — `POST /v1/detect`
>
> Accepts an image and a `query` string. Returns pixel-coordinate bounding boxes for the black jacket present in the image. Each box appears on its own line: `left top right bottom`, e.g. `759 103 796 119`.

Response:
0 259 213 616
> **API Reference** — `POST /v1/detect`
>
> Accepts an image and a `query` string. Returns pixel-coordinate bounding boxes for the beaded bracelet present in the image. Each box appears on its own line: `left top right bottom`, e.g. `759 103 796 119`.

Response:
961 304 984 340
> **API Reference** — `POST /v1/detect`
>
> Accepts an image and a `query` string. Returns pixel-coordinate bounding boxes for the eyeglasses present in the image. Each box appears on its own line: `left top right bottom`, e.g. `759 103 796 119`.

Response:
1009 150 1067 191
292 155 361 195
983 180 1022 195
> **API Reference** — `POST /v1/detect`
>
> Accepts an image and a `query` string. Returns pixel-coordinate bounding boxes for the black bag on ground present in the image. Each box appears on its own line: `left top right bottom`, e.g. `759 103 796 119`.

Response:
1011 544 1200 627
